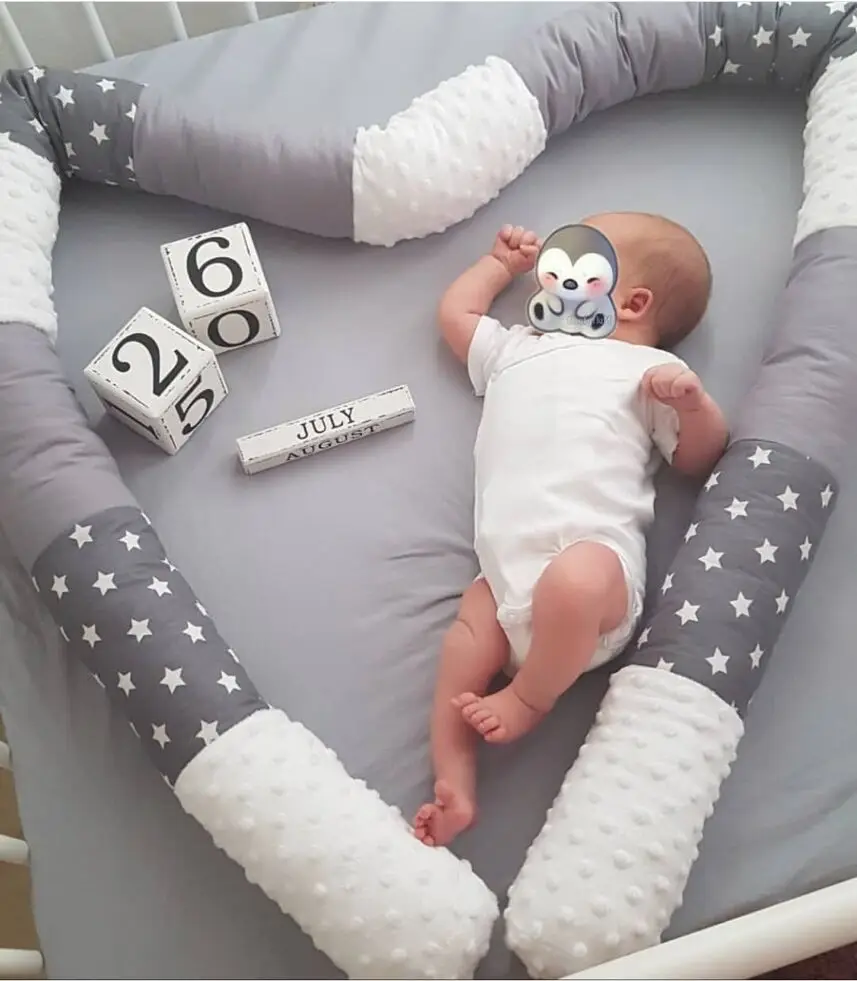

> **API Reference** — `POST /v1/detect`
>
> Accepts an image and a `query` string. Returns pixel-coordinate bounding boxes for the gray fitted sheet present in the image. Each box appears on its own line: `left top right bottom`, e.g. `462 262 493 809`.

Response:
2 6 857 980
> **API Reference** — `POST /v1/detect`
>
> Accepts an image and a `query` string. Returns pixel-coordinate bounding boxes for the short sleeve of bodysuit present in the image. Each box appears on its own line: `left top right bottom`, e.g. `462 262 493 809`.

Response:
467 316 531 396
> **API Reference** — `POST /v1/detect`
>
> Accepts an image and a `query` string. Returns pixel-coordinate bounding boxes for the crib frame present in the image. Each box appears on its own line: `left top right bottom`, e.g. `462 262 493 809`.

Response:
3 3 857 980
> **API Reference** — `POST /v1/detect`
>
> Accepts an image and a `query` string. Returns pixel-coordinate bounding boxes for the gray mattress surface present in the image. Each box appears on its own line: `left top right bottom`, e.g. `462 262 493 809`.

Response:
1 5 856 980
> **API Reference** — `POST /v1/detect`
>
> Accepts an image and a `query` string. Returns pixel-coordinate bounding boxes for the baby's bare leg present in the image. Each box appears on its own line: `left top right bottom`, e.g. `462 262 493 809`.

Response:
413 578 508 847
458 542 627 744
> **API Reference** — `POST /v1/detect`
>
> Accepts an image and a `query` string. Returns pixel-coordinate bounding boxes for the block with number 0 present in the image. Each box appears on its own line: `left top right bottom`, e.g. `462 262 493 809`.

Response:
84 307 228 455
161 222 280 354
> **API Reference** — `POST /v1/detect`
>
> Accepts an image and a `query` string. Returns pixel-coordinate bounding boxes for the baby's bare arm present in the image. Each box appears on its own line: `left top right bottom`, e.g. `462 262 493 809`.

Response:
438 225 541 364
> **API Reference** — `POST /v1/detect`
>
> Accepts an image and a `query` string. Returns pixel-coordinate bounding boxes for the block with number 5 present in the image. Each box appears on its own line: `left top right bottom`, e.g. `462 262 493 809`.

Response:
84 307 228 455
160 222 280 354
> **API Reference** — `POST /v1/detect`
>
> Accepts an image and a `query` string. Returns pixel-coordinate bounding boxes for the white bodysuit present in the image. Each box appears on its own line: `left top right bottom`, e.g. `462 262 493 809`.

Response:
468 316 685 671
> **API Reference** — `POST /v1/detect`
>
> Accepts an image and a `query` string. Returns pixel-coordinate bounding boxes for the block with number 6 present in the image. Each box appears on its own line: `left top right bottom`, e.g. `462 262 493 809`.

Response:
161 222 280 354
84 307 228 455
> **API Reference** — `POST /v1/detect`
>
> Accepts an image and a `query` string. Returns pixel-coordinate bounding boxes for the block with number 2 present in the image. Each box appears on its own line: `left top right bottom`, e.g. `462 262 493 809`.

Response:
84 307 228 455
161 222 280 354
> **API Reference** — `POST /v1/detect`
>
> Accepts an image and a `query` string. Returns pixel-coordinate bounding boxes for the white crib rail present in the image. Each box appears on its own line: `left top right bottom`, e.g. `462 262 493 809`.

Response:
0 1 318 70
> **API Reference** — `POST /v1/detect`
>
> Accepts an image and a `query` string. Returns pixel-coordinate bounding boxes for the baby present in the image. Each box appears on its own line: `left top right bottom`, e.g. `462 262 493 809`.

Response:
413 212 728 848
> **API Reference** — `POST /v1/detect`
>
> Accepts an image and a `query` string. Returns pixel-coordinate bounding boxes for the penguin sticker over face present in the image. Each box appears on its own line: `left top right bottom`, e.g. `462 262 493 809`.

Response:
527 224 619 339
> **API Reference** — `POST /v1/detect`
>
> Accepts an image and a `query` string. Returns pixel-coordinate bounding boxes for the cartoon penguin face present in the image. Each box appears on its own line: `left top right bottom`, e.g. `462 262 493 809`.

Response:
536 246 616 304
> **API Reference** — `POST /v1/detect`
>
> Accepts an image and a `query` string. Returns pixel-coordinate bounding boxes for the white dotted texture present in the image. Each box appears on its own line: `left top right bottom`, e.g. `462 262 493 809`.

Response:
352 56 546 247
505 666 743 979
0 135 60 341
174 708 498 980
795 52 857 246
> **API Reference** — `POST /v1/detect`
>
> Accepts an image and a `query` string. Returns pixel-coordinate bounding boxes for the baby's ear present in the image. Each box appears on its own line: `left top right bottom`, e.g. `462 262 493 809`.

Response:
618 287 654 321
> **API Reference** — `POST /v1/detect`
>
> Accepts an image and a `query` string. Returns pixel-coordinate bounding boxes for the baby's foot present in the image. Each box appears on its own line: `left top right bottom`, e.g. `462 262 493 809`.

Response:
412 779 475 847
454 686 545 744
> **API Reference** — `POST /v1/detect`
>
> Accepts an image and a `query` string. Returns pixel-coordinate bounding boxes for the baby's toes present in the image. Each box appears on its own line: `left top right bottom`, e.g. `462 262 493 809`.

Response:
452 691 479 710
477 715 500 735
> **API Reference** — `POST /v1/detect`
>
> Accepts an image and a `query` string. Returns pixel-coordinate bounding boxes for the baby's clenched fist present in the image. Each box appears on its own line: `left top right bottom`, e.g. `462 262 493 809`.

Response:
491 225 541 277
641 363 706 412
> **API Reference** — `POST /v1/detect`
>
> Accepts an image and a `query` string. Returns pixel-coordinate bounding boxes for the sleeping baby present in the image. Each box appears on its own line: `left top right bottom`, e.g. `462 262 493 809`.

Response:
413 213 728 848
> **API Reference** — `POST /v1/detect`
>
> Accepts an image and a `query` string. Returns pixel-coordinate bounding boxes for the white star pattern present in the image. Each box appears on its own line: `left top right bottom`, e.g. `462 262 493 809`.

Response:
828 1 847 12
800 537 813 561
748 446 772 468
93 674 106 689
676 601 700 625
227 648 240 662
28 118 44 135
699 547 723 571
59 626 69 643
217 672 241 694
69 524 93 548
730 591 753 618
183 622 205 644
82 624 100 648
684 523 699 543
117 672 135 696
195 601 208 617
93 571 116 596
656 658 674 672
163 558 177 572
119 530 140 551
749 645 764 669
196 720 219 745
636 627 651 648
709 24 723 46
753 26 773 46
724 497 748 520
160 667 186 694
152 724 170 748
90 122 109 145
777 486 799 511
849 13 857 32
55 85 75 108
723 60 740 75
706 648 729 675
704 471 720 491
775 590 790 614
126 103 137 122
27 66 45 82
789 26 811 47
51 575 69 599
755 538 778 564
96 78 116 93
148 577 171 597
661 573 674 594
821 485 834 508
126 156 135 174
128 618 152 642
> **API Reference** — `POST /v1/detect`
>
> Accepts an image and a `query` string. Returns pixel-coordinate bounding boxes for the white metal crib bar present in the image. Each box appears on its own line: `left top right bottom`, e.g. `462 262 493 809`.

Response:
166 1 188 43
0 3 33 68
81 1 114 61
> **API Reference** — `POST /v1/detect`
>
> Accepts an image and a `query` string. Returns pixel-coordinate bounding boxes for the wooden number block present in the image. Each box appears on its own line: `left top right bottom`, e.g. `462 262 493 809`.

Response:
84 307 228 455
161 222 280 354
237 385 415 475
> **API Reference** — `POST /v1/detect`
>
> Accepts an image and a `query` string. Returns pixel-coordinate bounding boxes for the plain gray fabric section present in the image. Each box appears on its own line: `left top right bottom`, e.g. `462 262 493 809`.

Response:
702 1 857 89
506 1 706 137
3 67 142 183
84 2 573 240
31 506 266 785
0 84 812 980
631 440 835 715
0 323 137 571
734 228 857 473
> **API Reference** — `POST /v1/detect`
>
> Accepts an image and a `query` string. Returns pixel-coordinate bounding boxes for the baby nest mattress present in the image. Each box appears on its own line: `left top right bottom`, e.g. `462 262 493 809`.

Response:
2 2 857 978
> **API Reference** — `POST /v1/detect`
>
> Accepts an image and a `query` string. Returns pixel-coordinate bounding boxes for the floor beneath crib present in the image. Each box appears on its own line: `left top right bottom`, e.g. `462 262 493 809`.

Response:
0 715 850 980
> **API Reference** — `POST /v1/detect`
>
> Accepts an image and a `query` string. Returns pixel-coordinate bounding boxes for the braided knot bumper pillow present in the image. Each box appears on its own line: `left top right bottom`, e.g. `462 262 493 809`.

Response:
1 1 856 977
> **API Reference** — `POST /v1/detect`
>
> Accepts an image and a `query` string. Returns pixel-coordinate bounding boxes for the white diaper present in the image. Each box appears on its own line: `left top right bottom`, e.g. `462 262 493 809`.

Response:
478 541 644 674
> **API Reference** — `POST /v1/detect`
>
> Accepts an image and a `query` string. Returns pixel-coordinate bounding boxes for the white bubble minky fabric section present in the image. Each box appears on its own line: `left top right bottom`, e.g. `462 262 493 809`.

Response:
795 52 857 246
506 666 743 979
174 708 498 980
0 137 59 340
352 56 546 247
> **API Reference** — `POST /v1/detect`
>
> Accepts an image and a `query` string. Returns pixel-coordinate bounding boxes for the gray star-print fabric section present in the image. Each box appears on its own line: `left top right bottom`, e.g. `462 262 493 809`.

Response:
702 1 857 89
2 67 142 185
632 439 836 716
31 505 267 785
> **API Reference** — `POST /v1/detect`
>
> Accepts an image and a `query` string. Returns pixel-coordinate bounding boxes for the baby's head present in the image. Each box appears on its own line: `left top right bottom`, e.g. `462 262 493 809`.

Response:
581 212 712 349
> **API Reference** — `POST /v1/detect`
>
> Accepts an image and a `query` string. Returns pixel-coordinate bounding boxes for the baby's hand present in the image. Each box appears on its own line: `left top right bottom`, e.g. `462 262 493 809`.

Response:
491 225 541 277
641 364 706 412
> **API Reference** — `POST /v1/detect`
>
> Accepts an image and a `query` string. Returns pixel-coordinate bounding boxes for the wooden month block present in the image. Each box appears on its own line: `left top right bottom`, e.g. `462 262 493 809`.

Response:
84 307 228 455
237 385 415 475
161 222 280 354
